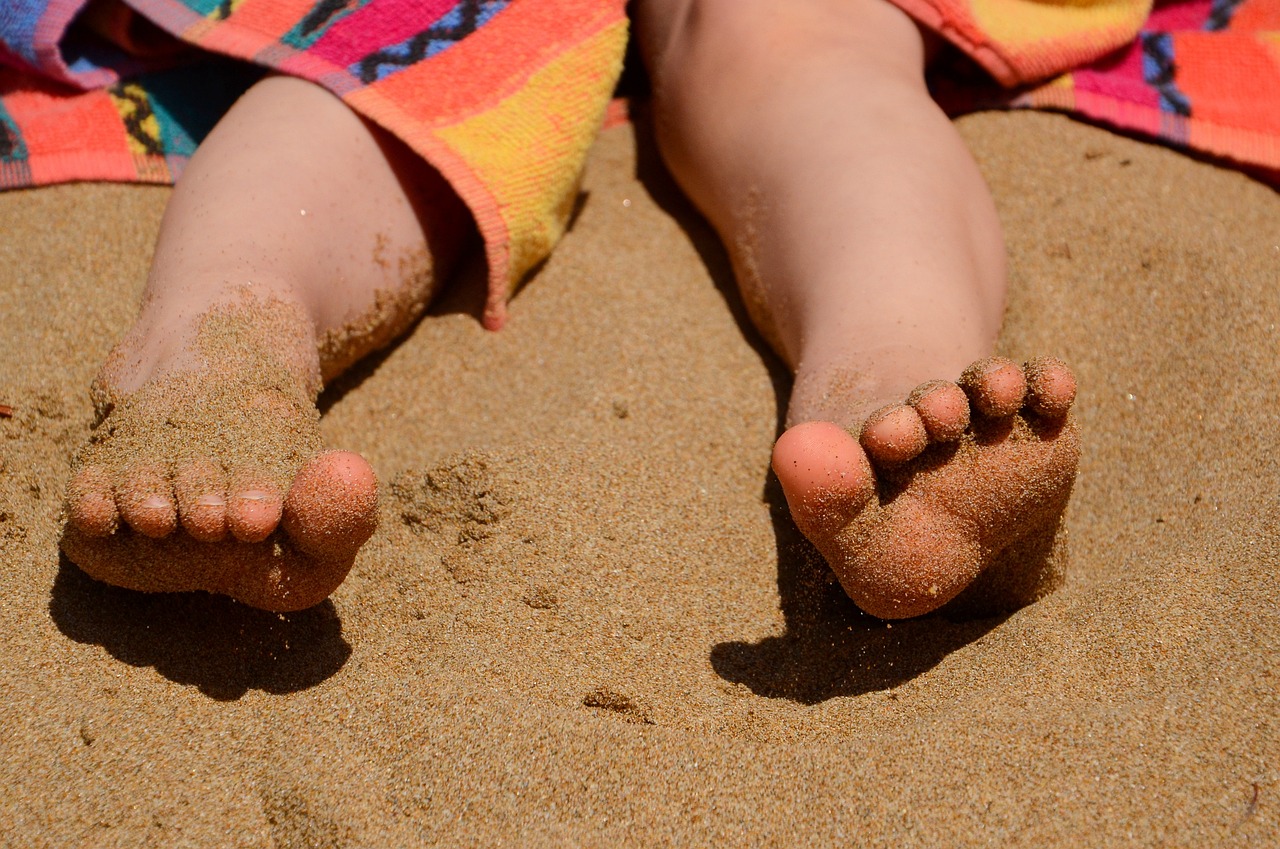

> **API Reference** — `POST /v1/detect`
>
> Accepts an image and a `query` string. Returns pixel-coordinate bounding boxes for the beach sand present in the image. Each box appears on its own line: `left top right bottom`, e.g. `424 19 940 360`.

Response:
1 111 1277 846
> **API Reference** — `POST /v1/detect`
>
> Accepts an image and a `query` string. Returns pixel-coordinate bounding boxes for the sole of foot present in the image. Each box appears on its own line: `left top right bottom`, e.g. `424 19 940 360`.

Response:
772 356 1080 620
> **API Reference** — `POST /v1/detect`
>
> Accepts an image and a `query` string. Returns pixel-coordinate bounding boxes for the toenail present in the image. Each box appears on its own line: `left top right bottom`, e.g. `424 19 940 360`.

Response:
238 491 271 502
142 496 170 509
196 494 226 507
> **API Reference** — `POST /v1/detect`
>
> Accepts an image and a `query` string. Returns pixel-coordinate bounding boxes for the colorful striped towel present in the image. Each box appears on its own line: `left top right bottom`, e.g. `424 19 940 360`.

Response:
900 0 1280 180
0 0 628 329
1 0 1275 328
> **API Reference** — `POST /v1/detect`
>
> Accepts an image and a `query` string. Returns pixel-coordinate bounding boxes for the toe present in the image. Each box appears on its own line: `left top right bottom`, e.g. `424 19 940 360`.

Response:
282 450 379 559
860 404 929 465
1024 357 1077 419
174 460 228 543
66 465 119 537
115 462 178 538
772 422 875 537
959 356 1027 419
906 380 970 443
226 470 283 544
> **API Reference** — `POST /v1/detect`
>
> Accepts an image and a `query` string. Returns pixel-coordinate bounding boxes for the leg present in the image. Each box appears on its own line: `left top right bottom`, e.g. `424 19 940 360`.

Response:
62 76 469 611
636 0 1079 618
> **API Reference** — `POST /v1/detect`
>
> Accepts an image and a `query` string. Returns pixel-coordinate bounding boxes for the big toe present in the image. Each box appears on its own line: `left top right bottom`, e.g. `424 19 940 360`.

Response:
281 450 379 559
772 422 874 537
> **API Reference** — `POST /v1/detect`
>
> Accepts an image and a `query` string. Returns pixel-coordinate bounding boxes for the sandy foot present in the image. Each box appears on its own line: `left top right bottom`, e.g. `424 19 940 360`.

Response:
772 357 1080 619
60 298 378 612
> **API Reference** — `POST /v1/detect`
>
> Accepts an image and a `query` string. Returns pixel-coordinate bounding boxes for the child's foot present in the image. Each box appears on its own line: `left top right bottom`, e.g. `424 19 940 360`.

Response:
55 75 465 611
60 295 378 612
772 357 1080 619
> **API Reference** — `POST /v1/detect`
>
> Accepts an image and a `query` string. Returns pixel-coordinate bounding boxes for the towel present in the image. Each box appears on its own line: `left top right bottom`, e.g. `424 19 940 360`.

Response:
900 0 1280 178
0 0 629 329
2 0 1274 326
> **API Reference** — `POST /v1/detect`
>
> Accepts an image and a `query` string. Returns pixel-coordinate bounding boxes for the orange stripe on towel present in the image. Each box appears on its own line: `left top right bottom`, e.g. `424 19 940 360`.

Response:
365 0 623 127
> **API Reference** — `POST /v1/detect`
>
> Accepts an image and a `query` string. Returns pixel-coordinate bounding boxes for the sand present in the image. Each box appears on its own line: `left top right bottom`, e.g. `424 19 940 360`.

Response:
1 112 1278 846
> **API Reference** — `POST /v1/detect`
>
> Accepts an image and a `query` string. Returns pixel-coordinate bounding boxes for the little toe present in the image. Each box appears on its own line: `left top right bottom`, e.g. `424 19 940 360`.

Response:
906 380 970 443
959 356 1027 419
282 450 379 559
115 462 178 538
226 471 283 544
860 404 929 465
1024 357 1077 419
174 460 228 543
772 421 875 537
67 465 119 537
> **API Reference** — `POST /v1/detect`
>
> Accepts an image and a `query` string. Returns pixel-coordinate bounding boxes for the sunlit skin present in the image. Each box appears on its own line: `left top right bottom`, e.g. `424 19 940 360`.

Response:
636 0 1079 617
64 0 1080 617
62 76 468 611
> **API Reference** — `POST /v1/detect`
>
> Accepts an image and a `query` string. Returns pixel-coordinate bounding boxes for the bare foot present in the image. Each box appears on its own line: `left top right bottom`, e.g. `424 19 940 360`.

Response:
56 75 468 611
60 296 378 612
772 357 1080 619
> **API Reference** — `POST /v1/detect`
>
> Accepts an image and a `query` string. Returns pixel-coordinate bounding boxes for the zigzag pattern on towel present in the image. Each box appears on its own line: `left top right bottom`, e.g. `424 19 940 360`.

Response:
1141 33 1191 116
353 0 509 84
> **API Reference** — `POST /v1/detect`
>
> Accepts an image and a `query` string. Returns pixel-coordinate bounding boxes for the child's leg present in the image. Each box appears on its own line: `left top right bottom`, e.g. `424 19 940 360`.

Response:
62 75 469 610
637 0 1079 618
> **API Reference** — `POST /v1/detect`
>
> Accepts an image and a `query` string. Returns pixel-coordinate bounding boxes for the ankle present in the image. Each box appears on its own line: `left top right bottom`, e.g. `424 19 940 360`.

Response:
100 287 322 403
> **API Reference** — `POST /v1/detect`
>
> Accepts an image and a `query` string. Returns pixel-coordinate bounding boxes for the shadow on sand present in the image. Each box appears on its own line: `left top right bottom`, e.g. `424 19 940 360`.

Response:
710 478 1010 703
49 557 351 701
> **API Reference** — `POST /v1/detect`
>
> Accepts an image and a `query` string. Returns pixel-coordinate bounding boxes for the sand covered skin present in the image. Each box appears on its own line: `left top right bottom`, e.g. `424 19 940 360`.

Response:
1 114 1278 845
62 294 379 611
